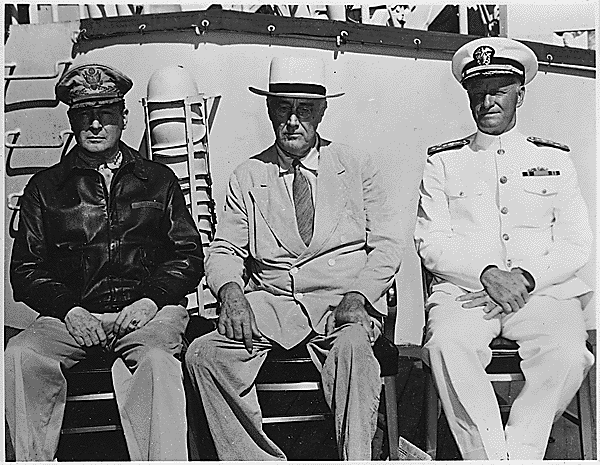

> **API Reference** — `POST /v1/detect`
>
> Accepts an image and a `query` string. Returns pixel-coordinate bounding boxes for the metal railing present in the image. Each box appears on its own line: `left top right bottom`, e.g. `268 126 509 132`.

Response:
6 5 596 51
5 4 500 34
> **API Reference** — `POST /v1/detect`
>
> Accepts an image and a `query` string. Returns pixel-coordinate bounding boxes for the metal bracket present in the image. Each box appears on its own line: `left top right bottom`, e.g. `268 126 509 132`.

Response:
71 28 88 44
191 19 210 36
7 192 23 211
545 53 554 73
336 30 348 47
4 61 71 81
5 129 73 149
201 19 210 34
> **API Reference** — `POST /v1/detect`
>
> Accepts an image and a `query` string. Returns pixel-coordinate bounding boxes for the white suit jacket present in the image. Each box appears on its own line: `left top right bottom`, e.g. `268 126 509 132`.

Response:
415 128 592 302
206 139 404 348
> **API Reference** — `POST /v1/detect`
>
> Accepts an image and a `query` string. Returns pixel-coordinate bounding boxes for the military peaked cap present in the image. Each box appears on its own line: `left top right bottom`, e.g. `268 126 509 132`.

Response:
56 63 133 109
452 37 538 87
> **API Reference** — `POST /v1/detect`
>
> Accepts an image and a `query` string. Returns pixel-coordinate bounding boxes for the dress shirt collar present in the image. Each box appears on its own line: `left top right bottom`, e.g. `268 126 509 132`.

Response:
276 135 320 175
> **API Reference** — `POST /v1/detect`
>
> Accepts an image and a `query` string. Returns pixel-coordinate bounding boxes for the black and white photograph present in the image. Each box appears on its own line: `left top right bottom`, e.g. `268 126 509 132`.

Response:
3 3 597 461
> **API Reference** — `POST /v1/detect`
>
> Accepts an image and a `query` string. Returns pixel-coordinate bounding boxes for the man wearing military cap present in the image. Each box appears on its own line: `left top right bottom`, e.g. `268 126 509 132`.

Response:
415 37 594 460
5 63 204 461
185 56 403 460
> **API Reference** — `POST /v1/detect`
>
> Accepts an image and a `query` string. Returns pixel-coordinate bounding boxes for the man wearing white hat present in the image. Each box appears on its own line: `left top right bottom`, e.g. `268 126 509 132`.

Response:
5 63 203 461
186 56 403 460
415 37 594 460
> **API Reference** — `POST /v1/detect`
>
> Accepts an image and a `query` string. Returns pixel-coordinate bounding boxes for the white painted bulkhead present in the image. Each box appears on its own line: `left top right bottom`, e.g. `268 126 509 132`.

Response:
4 18 595 342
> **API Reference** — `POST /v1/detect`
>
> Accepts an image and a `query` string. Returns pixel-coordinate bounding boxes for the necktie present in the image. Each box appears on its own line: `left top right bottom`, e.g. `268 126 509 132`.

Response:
292 159 314 246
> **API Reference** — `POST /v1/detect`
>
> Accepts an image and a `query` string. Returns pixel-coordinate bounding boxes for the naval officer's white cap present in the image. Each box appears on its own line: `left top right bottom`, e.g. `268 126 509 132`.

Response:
452 37 538 87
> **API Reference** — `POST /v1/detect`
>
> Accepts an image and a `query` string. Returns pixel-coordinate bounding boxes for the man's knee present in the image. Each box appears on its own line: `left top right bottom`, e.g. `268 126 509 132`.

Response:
532 337 594 378
425 326 467 353
333 323 371 352
424 325 490 361
560 344 594 375
126 345 183 377
5 338 26 369
329 324 378 373
6 329 39 355
139 346 176 364
5 341 62 387
5 331 52 368
185 333 217 371
323 324 380 395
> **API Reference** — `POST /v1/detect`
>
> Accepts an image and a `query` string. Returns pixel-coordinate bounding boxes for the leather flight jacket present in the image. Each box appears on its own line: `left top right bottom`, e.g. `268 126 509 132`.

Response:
10 142 204 320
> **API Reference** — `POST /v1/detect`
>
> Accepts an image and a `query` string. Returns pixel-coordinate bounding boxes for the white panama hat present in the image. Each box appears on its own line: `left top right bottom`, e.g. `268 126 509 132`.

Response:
249 56 344 99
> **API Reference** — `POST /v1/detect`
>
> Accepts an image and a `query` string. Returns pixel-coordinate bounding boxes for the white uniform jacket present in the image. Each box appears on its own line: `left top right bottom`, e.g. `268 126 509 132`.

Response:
206 140 404 349
415 128 592 301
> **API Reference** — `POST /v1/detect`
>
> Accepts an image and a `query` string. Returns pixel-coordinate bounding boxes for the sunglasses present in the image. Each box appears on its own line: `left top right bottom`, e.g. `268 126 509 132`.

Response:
272 101 319 121
70 107 123 126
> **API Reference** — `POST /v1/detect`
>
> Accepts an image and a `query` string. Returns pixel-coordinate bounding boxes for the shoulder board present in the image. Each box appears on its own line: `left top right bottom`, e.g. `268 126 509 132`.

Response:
427 138 470 156
527 136 570 152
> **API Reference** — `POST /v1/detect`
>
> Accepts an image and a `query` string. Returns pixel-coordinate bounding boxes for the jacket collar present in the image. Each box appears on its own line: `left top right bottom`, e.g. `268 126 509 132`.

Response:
57 141 148 187
471 125 522 152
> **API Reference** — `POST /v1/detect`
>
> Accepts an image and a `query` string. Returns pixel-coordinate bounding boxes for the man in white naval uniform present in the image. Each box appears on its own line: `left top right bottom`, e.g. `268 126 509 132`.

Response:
415 37 594 460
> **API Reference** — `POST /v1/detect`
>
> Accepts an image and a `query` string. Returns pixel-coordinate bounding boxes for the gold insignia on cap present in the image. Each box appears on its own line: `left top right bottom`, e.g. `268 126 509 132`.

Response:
56 63 132 109
473 45 495 66
82 67 103 90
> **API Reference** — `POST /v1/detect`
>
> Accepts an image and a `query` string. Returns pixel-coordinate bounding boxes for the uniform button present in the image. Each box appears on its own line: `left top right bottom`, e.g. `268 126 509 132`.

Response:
502 234 510 241
500 176 507 184
290 267 298 275
541 188 547 194
328 259 336 266
340 235 346 243
501 207 508 214
506 259 512 267
497 149 505 155
459 191 464 197
296 293 304 299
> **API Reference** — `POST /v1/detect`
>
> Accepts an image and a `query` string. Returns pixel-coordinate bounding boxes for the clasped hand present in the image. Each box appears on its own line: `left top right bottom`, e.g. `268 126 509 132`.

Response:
113 297 159 338
456 268 530 319
65 307 108 348
65 298 158 348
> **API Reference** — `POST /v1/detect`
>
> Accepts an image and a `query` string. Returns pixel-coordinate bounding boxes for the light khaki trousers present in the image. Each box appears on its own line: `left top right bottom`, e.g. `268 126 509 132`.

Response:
5 305 189 461
423 289 594 460
185 322 382 461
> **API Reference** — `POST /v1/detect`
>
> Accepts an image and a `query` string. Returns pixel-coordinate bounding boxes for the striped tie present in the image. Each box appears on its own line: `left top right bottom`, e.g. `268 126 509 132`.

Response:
292 159 314 246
